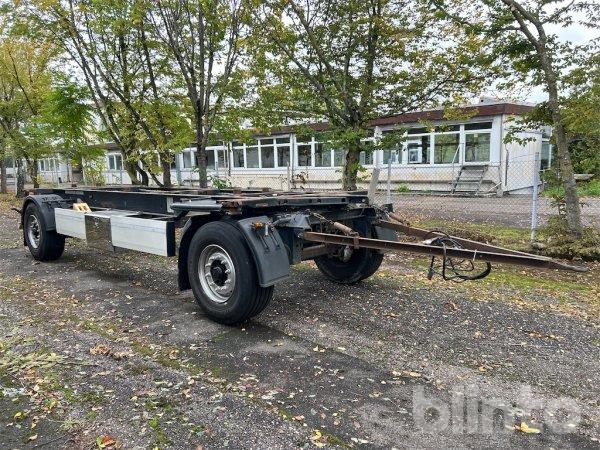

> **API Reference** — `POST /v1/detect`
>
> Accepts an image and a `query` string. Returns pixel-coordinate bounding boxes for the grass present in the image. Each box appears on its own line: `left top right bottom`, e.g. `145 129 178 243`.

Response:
542 178 600 197
379 217 600 318
412 218 531 249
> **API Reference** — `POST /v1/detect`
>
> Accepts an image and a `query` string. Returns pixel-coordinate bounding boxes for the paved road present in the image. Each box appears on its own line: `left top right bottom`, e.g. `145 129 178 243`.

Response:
0 221 598 448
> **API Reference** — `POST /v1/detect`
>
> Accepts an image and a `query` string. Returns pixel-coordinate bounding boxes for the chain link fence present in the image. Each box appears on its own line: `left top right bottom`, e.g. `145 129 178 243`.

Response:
208 154 599 238
28 149 599 239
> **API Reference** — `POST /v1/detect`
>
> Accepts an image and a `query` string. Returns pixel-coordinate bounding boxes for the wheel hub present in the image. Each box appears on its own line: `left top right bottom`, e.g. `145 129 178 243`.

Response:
198 244 236 304
210 262 227 285
27 215 41 249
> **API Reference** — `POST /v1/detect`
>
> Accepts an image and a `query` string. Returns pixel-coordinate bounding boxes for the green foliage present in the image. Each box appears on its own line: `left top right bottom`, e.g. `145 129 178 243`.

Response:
542 172 600 198
396 183 410 193
0 37 55 164
538 216 600 261
562 52 600 175
208 175 232 190
82 158 107 186
41 79 98 163
249 0 497 188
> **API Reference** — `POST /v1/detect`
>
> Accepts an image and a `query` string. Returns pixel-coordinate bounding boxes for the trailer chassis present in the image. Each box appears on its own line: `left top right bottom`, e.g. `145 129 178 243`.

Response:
19 186 585 324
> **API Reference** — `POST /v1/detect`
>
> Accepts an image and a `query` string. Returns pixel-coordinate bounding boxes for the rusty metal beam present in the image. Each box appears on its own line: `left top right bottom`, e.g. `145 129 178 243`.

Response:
301 244 330 260
377 220 534 257
300 231 587 272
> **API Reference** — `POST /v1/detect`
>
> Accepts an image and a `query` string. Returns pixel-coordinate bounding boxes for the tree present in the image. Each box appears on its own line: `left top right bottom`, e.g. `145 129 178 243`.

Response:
42 79 106 179
433 0 599 236
250 0 494 190
562 51 600 176
25 0 192 187
0 37 55 189
150 0 249 188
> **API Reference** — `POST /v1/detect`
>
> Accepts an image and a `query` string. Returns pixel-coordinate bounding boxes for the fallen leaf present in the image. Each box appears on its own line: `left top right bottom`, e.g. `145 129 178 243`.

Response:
515 422 541 434
90 344 111 356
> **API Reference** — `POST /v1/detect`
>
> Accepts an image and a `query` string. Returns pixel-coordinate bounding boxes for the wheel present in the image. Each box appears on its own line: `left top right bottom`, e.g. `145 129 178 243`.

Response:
314 222 384 284
187 221 274 325
23 203 65 261
314 247 383 284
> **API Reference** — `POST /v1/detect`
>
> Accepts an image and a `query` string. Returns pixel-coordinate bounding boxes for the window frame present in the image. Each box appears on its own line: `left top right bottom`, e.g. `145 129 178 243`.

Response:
463 130 492 164
231 135 292 170
107 153 123 172
379 120 494 167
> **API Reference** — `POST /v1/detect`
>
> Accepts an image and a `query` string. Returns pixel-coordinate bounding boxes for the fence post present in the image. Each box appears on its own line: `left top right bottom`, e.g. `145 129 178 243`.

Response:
368 167 380 204
13 157 17 193
530 151 541 242
386 158 392 204
175 154 182 186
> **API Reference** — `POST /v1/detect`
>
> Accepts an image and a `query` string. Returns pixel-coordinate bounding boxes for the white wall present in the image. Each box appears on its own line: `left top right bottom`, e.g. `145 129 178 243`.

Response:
500 114 544 194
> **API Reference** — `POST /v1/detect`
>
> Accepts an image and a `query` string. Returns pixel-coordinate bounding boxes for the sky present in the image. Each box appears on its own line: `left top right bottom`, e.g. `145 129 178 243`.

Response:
527 15 600 103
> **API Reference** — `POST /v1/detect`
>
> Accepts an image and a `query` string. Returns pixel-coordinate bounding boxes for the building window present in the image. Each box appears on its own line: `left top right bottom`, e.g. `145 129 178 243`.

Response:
434 133 460 164
230 137 290 169
276 137 291 168
464 121 492 130
465 132 491 163
260 139 275 168
246 141 259 168
216 148 227 169
39 158 58 172
541 141 552 170
108 153 123 171
206 150 216 170
359 151 373 166
381 129 403 165
232 141 244 168
333 149 346 166
182 151 194 169
407 136 430 164
297 143 312 167
314 143 331 167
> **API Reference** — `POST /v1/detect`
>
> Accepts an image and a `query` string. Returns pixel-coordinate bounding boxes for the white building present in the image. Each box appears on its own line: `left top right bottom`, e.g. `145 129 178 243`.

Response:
40 100 553 195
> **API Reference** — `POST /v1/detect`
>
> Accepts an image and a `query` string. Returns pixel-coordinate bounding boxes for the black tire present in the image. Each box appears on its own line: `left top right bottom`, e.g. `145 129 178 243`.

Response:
23 203 65 262
315 247 383 284
314 222 384 284
187 221 274 325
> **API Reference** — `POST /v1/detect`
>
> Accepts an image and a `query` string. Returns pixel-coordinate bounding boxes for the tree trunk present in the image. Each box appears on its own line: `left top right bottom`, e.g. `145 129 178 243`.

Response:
136 165 149 186
553 121 583 235
0 157 7 194
16 159 26 198
342 138 361 191
544 67 583 236
161 157 172 188
123 160 143 186
27 159 39 189
195 139 208 188
149 171 163 187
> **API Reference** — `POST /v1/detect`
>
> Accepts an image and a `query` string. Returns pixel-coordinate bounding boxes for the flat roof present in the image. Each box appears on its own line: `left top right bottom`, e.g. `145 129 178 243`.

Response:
102 102 533 149
270 102 532 135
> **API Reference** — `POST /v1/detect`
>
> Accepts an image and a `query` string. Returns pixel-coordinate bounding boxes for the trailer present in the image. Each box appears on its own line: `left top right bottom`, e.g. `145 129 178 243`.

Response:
18 186 585 324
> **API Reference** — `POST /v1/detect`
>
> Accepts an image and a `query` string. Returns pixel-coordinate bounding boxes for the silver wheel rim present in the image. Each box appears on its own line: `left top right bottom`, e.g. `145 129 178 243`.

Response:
27 215 41 249
198 244 236 304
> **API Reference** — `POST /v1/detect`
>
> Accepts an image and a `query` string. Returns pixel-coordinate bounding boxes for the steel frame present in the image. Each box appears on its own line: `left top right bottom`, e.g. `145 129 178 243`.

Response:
30 186 586 274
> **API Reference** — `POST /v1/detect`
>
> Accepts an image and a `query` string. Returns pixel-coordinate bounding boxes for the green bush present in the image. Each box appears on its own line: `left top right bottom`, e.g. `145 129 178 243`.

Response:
537 216 600 261
541 176 600 197
396 183 410 193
